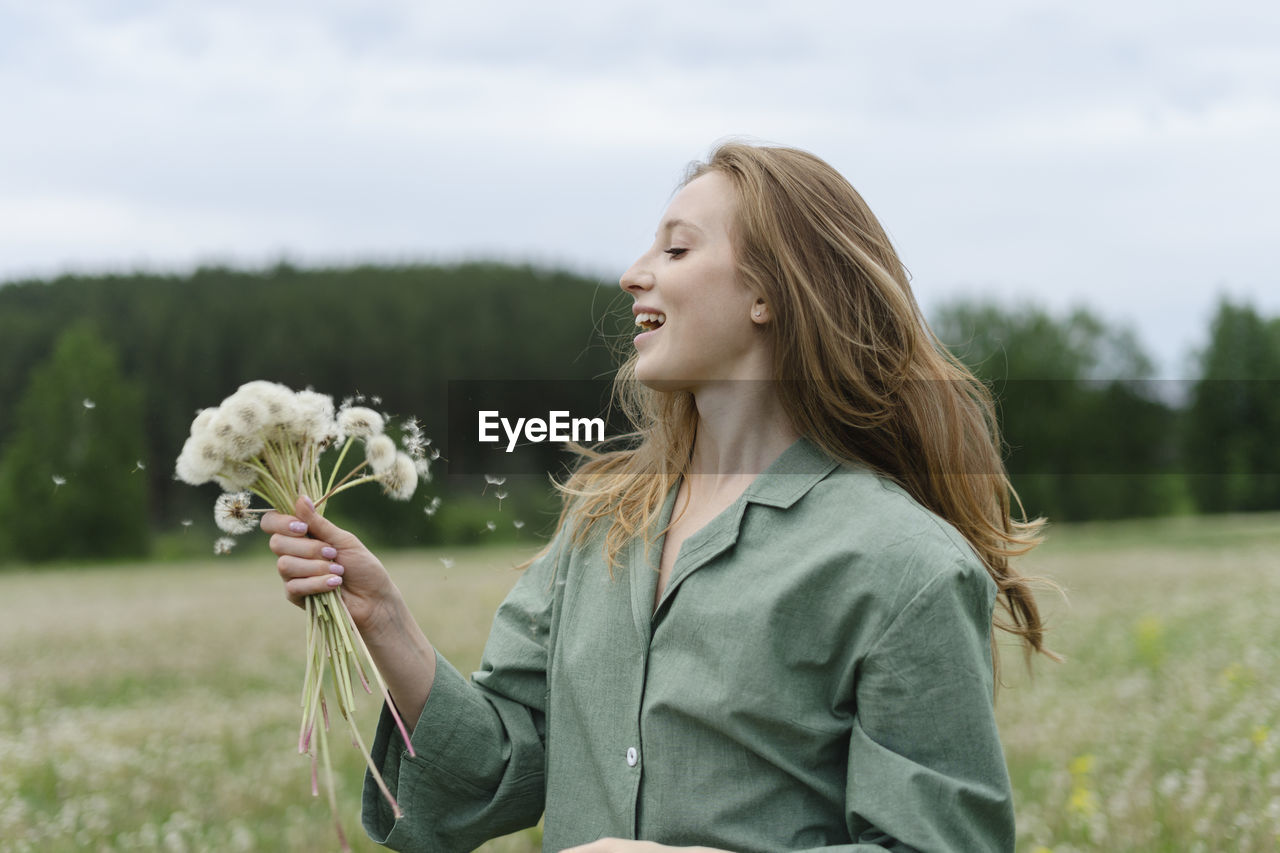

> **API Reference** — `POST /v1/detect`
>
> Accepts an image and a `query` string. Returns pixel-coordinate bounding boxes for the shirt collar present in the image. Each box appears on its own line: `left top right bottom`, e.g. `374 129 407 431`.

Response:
742 435 841 509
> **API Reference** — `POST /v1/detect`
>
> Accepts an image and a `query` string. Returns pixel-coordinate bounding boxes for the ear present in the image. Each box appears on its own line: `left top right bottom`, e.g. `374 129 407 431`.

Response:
750 298 771 325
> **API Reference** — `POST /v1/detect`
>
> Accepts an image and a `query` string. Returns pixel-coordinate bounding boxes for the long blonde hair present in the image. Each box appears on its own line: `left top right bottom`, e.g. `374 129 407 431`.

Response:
550 141 1052 662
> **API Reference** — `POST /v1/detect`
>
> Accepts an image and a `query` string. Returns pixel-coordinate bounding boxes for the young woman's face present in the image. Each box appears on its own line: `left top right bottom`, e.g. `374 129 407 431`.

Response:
620 171 770 391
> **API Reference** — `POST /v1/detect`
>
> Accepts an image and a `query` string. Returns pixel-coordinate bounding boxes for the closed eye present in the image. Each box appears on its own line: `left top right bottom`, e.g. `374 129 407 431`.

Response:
664 248 687 258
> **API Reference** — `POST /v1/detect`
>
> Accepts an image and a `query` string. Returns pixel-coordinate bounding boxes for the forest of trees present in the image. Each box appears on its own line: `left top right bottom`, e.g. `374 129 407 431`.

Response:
0 262 1276 563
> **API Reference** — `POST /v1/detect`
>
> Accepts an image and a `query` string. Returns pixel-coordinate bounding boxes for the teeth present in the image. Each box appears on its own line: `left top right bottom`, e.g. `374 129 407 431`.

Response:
634 312 667 328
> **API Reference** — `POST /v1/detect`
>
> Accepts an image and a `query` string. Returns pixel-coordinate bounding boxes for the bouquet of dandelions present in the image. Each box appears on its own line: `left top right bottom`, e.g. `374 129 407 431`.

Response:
175 380 426 849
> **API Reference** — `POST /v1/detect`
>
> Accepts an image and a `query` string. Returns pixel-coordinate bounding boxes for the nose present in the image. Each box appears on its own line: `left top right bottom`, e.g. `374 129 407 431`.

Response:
619 256 653 294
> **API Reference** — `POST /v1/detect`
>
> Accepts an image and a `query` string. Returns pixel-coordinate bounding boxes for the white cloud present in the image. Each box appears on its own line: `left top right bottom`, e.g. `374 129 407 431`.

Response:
1 0 1278 374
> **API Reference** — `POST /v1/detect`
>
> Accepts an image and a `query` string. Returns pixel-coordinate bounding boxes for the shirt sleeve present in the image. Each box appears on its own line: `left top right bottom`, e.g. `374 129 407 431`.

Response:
797 555 1016 853
361 534 564 852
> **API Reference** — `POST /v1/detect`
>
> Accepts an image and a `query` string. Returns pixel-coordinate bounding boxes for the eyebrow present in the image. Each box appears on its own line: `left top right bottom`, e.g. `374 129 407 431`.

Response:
659 218 704 236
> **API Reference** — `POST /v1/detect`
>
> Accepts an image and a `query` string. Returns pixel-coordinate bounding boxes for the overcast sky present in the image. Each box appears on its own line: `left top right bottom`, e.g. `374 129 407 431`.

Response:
2 0 1276 377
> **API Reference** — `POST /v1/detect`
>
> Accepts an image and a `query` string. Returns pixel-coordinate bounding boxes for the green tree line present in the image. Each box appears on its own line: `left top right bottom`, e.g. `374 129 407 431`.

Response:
0 262 1276 563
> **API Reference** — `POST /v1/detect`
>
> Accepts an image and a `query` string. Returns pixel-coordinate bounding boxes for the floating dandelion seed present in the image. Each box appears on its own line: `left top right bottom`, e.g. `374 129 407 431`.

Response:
513 520 525 530
482 473 506 495
51 474 66 489
440 557 455 569
132 459 146 473
214 491 258 534
484 520 496 532
180 518 193 528
423 496 442 517
429 447 441 461
214 537 237 555
82 398 96 410
495 490 508 510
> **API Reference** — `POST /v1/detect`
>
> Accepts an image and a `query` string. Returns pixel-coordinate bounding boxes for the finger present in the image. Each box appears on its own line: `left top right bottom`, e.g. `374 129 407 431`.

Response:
261 510 308 537
276 553 344 582
269 532 337 561
282 571 344 606
293 495 360 550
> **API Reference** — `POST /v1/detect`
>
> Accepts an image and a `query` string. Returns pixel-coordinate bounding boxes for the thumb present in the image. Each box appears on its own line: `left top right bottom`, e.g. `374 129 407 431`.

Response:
294 494 359 549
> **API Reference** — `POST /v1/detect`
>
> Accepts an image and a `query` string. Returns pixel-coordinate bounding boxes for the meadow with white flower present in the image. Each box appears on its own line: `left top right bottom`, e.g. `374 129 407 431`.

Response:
1 514 1277 852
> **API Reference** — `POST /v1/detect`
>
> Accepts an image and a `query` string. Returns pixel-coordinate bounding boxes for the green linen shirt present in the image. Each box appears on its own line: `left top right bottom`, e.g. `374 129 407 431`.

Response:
362 437 1015 852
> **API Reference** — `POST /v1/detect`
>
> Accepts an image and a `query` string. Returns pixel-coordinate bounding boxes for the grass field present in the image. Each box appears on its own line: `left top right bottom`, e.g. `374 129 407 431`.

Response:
1 514 1277 852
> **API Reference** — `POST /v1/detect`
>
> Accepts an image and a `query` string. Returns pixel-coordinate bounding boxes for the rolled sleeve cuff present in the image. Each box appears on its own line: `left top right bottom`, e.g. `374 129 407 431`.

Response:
362 651 545 850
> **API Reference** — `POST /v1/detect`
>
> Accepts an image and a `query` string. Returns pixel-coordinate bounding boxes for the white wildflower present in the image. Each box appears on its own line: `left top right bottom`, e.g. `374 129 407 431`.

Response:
220 391 270 440
378 452 418 501
365 435 396 474
175 433 227 485
214 491 258 534
236 381 297 430
213 461 258 491
214 537 237 555
293 390 336 441
209 409 266 460
337 406 384 440
400 418 429 459
189 407 218 437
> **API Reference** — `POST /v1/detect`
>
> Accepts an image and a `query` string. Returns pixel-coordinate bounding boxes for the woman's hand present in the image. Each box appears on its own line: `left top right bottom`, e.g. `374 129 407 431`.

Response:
262 495 396 635
560 842 726 853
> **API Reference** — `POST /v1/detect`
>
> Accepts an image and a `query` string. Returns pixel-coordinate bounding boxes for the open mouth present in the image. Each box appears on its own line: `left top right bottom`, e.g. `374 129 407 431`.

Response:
635 312 667 332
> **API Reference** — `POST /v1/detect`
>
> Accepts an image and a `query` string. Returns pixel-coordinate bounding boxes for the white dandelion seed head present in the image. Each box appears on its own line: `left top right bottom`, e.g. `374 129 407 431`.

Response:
378 452 418 501
234 381 298 431
208 409 266 461
429 447 441 461
414 456 433 483
337 406 385 440
213 461 258 491
365 435 397 474
214 491 258 534
175 433 227 485
189 407 218 437
214 537 237 555
220 391 271 440
293 389 337 442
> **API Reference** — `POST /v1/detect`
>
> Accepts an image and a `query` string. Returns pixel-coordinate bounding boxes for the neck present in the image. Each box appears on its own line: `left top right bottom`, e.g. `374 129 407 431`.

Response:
686 380 799 483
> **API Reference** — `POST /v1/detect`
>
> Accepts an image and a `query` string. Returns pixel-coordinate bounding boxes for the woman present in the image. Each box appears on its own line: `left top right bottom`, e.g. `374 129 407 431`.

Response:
264 142 1051 852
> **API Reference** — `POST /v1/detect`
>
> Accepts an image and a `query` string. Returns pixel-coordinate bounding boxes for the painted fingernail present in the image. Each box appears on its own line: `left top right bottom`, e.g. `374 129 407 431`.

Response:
289 521 307 534
301 495 315 511
326 575 342 587
328 563 344 576
320 546 337 560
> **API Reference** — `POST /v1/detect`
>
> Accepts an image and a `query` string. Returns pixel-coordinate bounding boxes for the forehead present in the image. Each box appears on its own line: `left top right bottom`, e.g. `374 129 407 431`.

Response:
660 171 735 237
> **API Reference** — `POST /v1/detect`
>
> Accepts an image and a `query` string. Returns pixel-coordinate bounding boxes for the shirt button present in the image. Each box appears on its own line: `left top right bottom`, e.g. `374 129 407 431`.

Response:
626 747 638 767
